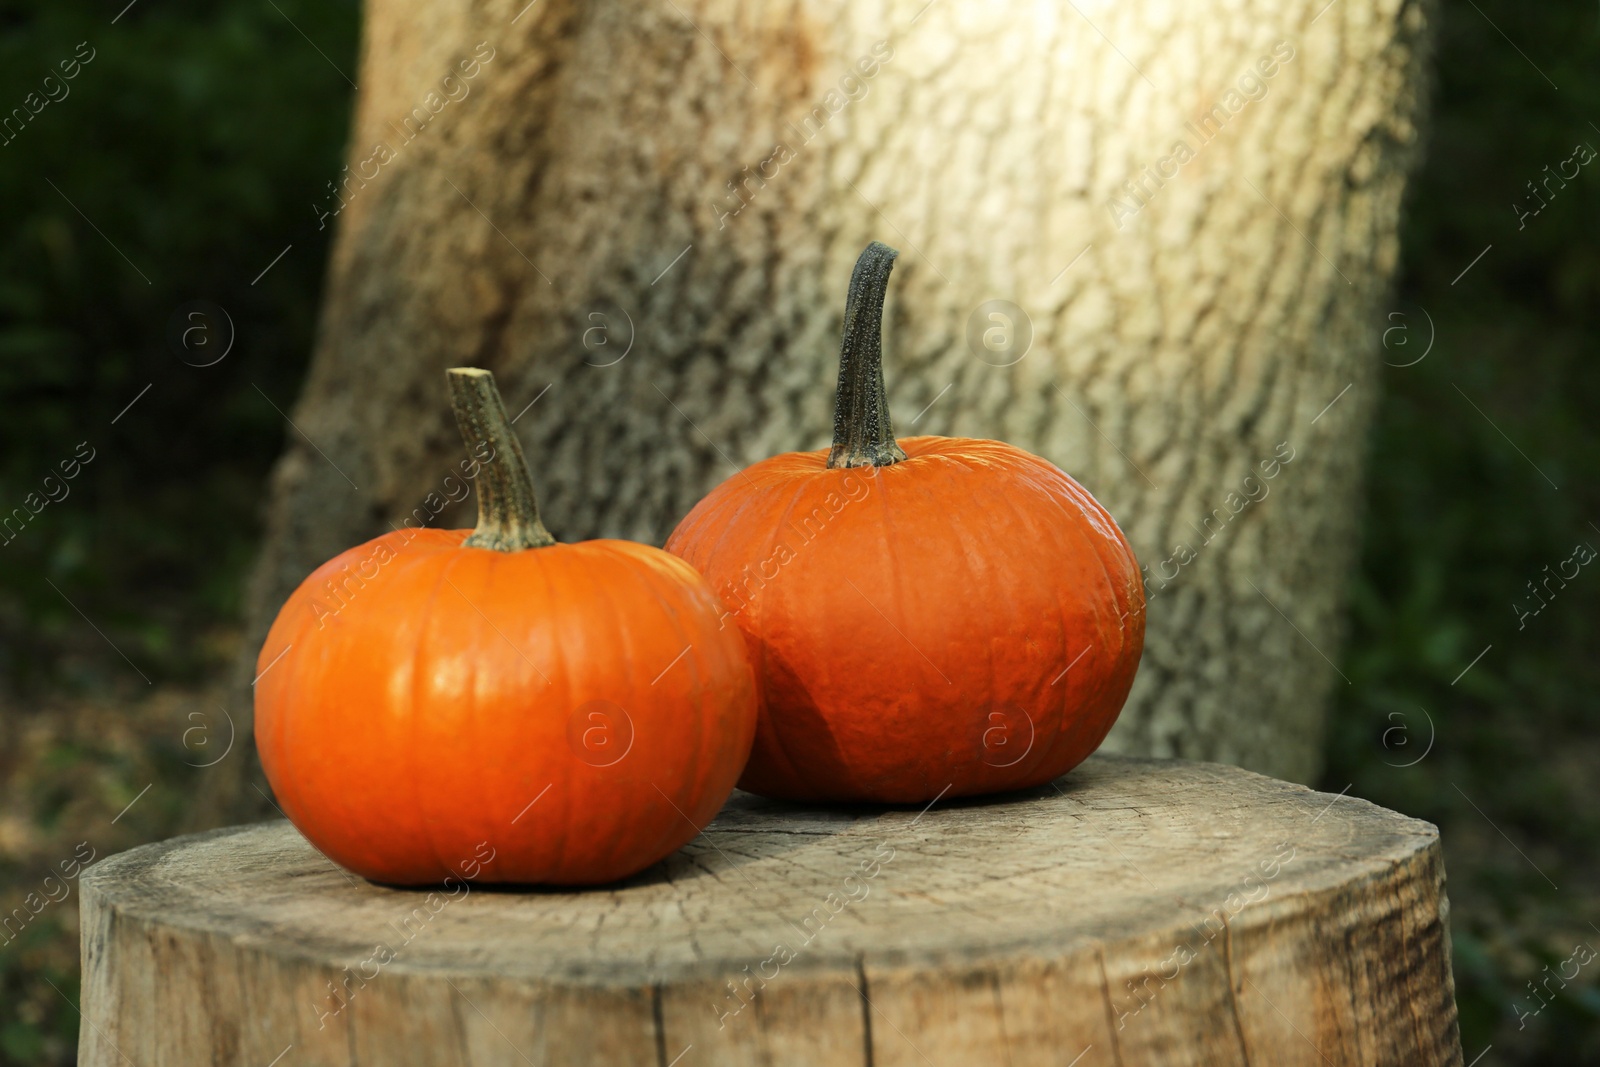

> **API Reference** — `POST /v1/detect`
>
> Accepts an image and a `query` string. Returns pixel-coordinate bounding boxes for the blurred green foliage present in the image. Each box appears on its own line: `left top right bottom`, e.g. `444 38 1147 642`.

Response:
0 0 1596 1063
1321 1 1600 1062
0 0 356 691
0 2 357 1062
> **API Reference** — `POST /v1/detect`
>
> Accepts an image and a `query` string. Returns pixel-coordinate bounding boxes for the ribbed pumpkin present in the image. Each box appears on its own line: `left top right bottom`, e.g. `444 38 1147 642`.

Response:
255 368 757 885
666 243 1144 803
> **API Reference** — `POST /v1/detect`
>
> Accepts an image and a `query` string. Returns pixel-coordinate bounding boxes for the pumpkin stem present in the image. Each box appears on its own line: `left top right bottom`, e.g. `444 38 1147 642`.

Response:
827 241 908 470
448 368 557 551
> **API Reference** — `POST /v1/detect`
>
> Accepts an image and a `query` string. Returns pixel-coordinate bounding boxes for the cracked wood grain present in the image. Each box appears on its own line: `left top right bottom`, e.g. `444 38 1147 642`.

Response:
82 755 1460 1066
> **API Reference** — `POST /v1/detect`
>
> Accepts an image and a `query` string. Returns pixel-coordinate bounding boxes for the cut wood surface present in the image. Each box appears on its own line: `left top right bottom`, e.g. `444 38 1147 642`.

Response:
80 755 1461 1066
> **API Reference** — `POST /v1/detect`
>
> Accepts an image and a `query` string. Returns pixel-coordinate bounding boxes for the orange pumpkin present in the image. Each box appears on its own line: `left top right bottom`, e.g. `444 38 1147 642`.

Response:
255 368 757 885
666 243 1144 803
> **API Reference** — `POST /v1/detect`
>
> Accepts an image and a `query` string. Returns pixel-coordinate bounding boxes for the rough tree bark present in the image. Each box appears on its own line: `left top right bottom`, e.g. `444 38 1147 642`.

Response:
215 0 1432 816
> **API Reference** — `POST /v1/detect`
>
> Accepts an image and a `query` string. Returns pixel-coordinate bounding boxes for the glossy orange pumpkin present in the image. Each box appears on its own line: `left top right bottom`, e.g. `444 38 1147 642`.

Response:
666 243 1144 803
255 369 757 885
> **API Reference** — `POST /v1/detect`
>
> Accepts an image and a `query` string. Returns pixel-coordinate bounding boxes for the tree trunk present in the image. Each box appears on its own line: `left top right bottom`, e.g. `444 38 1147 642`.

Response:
84 756 1461 1066
217 0 1433 817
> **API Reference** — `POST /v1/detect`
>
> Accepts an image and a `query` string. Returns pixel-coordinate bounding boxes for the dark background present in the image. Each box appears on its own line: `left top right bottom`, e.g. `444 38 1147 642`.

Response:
0 1 1595 1062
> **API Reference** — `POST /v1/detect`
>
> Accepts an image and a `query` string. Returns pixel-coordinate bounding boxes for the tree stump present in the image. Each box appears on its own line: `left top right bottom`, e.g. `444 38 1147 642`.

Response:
79 755 1461 1066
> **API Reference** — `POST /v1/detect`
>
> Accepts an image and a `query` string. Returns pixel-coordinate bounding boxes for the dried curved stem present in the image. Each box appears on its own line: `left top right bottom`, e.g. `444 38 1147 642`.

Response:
448 368 556 551
827 241 907 469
